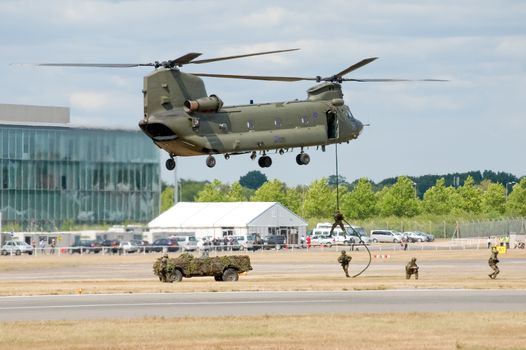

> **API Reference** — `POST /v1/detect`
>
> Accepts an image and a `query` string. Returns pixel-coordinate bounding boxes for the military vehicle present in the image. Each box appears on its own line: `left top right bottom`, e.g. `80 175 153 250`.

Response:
153 253 252 282
35 49 445 170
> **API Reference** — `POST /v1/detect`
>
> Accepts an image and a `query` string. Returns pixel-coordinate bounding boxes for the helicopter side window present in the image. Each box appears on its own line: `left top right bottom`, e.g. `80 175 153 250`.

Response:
300 116 309 125
274 118 282 128
247 120 255 130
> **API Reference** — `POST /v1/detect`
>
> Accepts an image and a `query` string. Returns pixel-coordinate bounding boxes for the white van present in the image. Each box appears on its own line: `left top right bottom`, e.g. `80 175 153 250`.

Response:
370 230 403 243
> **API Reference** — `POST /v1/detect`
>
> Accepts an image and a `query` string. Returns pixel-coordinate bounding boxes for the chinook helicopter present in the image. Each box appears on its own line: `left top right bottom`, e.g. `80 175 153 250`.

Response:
37 49 444 170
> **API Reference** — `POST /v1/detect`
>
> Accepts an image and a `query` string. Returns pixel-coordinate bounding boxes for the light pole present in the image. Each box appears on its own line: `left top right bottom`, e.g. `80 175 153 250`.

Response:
506 181 516 198
411 181 417 198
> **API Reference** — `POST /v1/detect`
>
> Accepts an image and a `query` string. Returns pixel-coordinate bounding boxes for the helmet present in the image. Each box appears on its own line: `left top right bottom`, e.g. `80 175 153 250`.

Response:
341 250 346 254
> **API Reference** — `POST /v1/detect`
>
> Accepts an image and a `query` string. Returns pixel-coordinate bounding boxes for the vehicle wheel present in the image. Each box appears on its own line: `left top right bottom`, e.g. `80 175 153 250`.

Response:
393 239 398 243
15 250 21 256
171 269 183 282
214 275 223 281
206 155 216 168
295 154 302 165
299 153 310 165
275 244 281 250
165 158 176 170
222 268 239 282
418 238 423 242
0 250 5 256
372 239 378 243
326 243 332 248
28 251 33 255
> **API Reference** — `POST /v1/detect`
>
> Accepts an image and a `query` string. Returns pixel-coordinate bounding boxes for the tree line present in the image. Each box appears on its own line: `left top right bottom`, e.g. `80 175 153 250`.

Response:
161 170 526 220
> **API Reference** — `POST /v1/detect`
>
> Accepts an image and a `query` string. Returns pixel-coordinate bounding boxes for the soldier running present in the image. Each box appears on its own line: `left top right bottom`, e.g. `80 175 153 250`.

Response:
338 250 352 278
488 247 500 279
405 257 419 279
330 210 346 237
159 253 169 282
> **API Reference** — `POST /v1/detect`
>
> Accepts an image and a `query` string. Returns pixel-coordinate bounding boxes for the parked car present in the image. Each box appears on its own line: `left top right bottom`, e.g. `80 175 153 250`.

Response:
171 235 197 252
119 241 139 253
415 231 435 242
232 235 248 250
100 239 121 254
311 234 335 247
69 240 102 254
130 239 150 253
1 240 34 255
246 233 265 251
312 224 370 245
370 230 404 243
147 238 180 252
263 234 287 250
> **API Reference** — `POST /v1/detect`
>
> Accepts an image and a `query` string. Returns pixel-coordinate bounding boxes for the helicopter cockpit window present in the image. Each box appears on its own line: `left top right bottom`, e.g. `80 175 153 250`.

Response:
274 118 282 128
343 106 354 119
247 120 255 130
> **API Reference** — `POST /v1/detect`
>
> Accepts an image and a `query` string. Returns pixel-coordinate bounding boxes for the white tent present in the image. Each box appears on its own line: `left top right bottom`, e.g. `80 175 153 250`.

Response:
148 202 307 243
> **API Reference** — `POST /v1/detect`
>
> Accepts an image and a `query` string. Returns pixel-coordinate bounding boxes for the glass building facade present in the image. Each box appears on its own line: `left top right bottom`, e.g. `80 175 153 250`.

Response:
0 124 160 228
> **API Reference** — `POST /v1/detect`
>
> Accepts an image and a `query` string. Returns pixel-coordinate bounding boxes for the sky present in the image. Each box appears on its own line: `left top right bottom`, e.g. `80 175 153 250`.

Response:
1 0 525 187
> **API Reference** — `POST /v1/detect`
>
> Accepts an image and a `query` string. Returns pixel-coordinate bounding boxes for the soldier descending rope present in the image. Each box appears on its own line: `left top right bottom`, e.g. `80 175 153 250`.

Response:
330 210 346 237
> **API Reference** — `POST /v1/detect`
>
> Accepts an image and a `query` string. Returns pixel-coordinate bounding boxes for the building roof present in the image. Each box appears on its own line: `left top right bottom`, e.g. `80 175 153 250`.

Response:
148 202 307 229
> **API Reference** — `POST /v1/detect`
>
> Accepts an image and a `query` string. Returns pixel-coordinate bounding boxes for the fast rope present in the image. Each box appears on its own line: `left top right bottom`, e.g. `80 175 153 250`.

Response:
333 144 371 278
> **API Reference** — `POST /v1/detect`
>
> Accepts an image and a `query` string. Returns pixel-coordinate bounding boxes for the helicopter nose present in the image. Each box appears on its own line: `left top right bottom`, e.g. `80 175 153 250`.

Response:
139 120 177 141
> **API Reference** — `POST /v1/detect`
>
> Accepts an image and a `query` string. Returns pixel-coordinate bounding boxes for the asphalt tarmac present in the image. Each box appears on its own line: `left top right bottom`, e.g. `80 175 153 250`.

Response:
2 289 526 321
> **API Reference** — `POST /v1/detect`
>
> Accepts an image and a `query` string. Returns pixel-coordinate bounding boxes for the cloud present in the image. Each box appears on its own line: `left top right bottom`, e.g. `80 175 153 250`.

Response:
69 92 110 110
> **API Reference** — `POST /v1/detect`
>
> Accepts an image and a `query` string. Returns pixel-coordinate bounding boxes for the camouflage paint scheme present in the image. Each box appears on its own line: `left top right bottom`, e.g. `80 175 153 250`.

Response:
153 253 252 282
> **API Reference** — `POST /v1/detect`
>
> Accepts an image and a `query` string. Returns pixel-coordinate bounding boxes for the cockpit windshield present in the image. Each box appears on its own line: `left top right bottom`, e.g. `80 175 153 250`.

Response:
342 105 354 119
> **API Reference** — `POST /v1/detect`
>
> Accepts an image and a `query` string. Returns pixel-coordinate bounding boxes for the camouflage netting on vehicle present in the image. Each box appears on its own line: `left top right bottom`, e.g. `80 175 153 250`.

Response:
153 253 252 279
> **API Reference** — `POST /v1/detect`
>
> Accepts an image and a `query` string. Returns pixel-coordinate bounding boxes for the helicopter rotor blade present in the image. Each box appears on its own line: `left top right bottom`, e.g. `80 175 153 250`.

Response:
35 63 154 68
333 57 378 78
189 48 300 65
191 72 317 82
343 78 449 82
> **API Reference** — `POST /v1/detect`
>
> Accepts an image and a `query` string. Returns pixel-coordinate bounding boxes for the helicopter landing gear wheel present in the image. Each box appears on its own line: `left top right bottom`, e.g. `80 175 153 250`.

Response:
206 155 216 168
296 153 310 165
258 155 272 168
165 157 176 170
250 151 257 160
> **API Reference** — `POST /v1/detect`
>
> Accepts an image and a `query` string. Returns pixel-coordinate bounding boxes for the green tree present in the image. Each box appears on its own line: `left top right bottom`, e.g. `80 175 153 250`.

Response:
284 185 306 216
481 182 506 214
422 178 452 215
226 181 250 202
160 186 174 212
376 176 420 217
506 178 526 216
251 179 287 203
239 170 268 190
195 179 228 202
340 178 377 219
179 179 208 201
303 178 334 219
454 176 482 214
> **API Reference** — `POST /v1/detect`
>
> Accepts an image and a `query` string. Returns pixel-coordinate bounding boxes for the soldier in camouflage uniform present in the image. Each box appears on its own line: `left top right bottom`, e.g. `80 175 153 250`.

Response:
405 257 419 279
330 210 346 237
488 247 500 279
337 250 352 277
159 253 169 282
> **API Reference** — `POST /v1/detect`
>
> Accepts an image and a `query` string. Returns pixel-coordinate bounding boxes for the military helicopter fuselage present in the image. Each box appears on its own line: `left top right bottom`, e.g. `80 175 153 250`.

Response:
139 68 363 169
34 49 443 170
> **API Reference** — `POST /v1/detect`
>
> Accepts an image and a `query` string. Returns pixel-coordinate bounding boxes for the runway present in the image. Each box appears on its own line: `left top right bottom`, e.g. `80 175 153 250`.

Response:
2 289 526 321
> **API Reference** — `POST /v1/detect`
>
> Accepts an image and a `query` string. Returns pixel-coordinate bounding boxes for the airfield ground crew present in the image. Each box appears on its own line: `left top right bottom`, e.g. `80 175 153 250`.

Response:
488 247 500 279
330 210 346 236
405 257 419 279
338 250 352 278
159 253 169 282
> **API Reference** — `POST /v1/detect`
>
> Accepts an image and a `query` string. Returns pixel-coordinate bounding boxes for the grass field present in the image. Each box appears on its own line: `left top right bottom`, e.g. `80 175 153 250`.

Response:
1 248 525 349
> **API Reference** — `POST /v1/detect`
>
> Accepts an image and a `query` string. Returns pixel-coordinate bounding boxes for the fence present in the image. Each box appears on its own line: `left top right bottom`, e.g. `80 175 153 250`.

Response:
455 218 526 238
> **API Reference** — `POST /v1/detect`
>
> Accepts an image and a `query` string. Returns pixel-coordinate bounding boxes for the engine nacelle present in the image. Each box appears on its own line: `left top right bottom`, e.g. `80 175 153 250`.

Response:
184 94 223 113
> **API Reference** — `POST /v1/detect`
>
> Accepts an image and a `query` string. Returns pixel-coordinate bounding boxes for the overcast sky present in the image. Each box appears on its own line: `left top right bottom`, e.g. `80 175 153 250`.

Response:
1 0 525 186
